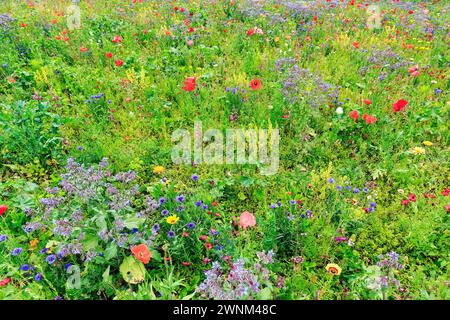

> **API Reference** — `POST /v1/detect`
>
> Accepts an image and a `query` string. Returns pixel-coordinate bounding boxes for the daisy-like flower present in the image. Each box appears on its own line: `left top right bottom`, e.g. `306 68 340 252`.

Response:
410 147 426 155
422 141 433 146
166 214 180 225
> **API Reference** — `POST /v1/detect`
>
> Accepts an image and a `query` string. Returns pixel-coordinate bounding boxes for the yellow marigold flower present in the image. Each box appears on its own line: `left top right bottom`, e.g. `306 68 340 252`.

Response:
153 165 165 174
411 147 426 155
422 141 433 147
326 263 342 276
166 214 179 225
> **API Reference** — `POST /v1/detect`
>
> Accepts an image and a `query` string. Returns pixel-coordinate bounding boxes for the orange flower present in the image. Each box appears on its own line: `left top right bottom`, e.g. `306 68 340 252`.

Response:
131 244 152 264
250 78 261 90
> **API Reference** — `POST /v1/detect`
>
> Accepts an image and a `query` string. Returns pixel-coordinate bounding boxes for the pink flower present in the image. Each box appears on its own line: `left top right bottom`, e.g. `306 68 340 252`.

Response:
187 39 194 46
408 64 419 77
239 211 256 230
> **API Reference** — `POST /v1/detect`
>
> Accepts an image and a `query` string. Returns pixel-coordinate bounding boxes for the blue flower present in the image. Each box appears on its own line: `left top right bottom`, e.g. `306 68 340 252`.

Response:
168 230 175 238
12 247 23 256
195 200 202 207
34 273 43 282
187 222 196 229
328 178 335 184
161 209 169 216
191 174 199 182
289 200 296 206
20 264 29 271
159 197 166 204
0 234 7 242
46 254 57 264
354 188 360 194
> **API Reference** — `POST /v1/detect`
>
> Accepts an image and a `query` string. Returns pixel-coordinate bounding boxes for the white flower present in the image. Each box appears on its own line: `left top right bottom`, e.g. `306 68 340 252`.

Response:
336 107 344 115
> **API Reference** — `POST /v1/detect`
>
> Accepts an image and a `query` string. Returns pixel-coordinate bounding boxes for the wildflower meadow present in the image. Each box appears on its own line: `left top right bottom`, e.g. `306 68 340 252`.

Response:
0 0 449 302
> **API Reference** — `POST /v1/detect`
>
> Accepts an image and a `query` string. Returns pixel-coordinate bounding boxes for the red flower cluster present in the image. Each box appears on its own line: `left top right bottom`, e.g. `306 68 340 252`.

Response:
182 77 196 91
393 99 408 112
0 205 7 217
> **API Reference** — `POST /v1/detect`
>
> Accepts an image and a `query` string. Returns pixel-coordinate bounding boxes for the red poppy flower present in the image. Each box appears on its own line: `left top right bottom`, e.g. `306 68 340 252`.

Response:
0 278 11 287
131 244 152 264
393 99 408 112
182 77 196 91
364 99 372 106
112 35 123 43
349 110 359 122
250 78 261 90
105 52 113 58
0 205 7 217
352 41 359 49
182 262 190 266
205 242 213 250
188 27 195 33
408 193 417 202
363 113 377 124
212 201 218 207
442 188 449 197
247 28 255 36
401 199 409 206
115 59 124 67
80 47 88 52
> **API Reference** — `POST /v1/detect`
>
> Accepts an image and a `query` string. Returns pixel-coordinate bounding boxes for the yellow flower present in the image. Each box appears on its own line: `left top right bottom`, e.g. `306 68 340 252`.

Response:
411 147 426 155
422 141 433 147
326 263 342 276
153 165 165 174
166 214 179 225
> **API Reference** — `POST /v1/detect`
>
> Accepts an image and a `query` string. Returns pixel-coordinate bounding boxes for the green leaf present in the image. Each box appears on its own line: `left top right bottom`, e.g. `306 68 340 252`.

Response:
104 243 117 260
82 234 98 251
123 215 146 229
120 256 146 284
149 248 162 263
102 266 111 284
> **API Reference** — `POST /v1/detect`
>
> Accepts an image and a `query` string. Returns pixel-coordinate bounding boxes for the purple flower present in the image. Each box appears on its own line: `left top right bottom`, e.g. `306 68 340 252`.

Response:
191 174 199 182
34 273 43 281
46 254 57 264
187 222 196 229
168 230 175 238
176 194 185 202
20 264 29 271
12 247 23 256
0 234 7 242
328 178 335 184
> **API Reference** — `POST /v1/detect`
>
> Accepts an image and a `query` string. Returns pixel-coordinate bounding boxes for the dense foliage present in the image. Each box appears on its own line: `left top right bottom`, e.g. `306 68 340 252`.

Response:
0 0 449 300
